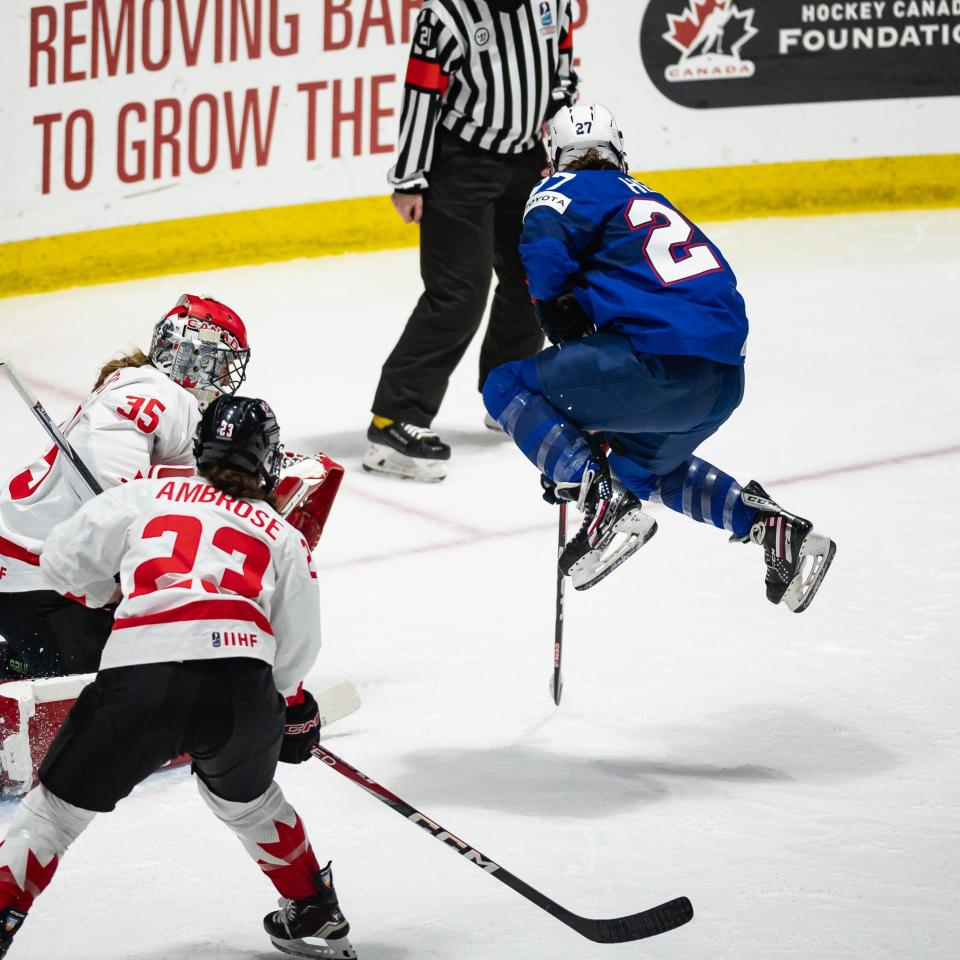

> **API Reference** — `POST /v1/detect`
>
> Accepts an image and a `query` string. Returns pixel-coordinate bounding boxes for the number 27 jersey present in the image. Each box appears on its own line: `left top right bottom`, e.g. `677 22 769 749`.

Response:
520 169 749 366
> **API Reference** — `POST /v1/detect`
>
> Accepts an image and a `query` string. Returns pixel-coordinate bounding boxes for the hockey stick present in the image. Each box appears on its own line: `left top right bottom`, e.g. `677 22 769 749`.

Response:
551 503 566 705
316 680 361 729
311 743 693 943
0 358 102 497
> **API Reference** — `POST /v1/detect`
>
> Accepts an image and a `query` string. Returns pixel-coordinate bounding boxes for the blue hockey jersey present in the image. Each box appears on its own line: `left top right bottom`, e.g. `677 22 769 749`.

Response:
519 170 749 366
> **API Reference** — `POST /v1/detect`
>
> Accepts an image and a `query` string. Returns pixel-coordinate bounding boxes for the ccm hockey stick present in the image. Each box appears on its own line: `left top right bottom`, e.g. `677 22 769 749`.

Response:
311 743 693 943
0 358 103 497
551 502 566 705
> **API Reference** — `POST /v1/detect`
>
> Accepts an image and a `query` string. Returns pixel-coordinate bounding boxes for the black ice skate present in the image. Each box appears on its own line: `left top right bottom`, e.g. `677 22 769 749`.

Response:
738 480 836 613
0 907 26 958
362 418 450 482
558 468 657 591
263 862 356 960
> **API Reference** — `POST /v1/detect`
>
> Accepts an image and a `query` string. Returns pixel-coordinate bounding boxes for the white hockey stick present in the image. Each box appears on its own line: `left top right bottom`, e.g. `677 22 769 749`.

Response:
0 357 102 498
316 680 361 729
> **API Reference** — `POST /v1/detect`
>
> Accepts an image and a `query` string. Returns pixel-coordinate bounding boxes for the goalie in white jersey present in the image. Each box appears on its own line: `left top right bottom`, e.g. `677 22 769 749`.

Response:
0 396 356 960
0 294 251 679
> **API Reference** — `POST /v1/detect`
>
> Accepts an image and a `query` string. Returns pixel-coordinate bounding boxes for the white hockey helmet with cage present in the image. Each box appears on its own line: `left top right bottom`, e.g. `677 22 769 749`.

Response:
150 294 251 410
548 102 628 173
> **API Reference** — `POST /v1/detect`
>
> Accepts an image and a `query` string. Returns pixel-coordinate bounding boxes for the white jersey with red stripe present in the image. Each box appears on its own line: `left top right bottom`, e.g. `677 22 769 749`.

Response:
39 477 320 698
0 364 199 599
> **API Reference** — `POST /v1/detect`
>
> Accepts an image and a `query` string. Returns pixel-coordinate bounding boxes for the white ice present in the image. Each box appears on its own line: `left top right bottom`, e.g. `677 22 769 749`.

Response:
0 208 958 960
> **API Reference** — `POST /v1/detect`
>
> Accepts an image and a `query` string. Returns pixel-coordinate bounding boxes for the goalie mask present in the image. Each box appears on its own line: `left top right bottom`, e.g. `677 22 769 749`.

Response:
150 294 251 410
548 103 628 174
194 395 283 494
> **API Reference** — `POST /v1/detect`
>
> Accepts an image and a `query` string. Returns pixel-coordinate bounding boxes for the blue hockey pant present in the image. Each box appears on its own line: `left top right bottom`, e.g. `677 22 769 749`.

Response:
482 333 755 537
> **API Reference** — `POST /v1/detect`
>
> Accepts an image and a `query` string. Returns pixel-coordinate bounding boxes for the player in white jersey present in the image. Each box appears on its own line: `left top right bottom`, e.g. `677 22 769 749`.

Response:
0 396 355 960
0 294 251 679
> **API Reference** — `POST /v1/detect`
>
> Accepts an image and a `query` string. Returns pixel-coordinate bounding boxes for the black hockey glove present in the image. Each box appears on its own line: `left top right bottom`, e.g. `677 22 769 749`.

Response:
280 689 321 764
535 293 596 346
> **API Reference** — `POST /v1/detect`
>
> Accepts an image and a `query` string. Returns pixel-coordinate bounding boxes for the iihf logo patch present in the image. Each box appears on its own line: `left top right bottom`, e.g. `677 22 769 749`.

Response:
539 1 556 35
211 631 221 647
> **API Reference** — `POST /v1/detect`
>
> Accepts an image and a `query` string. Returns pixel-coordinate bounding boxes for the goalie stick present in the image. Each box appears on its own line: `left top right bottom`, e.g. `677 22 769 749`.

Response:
0 358 103 498
311 743 693 943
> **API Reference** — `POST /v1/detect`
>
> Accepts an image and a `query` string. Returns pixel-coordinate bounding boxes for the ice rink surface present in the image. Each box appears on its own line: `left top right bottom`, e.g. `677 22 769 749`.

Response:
1 208 958 959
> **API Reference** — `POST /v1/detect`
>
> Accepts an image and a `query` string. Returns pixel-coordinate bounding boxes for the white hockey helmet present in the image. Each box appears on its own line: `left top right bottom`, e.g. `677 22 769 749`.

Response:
149 294 251 410
548 102 628 173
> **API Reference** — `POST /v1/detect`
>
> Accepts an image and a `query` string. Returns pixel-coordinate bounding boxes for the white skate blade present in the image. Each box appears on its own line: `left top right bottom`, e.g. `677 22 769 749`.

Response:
784 532 836 613
570 510 658 591
361 443 446 482
269 934 357 960
316 681 361 730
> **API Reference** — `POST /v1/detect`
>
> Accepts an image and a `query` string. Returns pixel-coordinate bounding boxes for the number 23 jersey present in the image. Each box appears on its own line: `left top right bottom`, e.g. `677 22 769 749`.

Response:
520 169 749 366
40 477 320 698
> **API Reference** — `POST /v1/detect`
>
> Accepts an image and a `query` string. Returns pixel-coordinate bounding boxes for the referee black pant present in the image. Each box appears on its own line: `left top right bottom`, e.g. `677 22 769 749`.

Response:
372 131 546 427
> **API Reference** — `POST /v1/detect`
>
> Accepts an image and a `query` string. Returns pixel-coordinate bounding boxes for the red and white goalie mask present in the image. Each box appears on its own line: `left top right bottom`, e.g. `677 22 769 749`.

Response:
150 294 251 410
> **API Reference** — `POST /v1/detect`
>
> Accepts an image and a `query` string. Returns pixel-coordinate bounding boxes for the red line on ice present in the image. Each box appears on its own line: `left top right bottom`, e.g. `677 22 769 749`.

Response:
321 444 960 571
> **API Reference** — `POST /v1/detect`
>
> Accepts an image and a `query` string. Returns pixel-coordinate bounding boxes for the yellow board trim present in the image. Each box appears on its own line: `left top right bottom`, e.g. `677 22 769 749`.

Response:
2 153 958 300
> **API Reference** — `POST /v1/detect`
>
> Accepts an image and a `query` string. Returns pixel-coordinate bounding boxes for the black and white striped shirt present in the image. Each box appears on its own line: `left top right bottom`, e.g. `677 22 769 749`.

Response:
390 0 578 191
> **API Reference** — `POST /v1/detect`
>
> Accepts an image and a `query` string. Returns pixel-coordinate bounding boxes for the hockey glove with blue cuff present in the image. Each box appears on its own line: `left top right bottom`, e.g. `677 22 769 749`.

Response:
535 293 596 345
280 688 321 763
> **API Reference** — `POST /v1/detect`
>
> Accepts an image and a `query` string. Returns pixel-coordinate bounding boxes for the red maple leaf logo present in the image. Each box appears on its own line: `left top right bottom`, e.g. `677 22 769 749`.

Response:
664 0 726 52
0 844 60 909
257 815 310 871
254 815 321 901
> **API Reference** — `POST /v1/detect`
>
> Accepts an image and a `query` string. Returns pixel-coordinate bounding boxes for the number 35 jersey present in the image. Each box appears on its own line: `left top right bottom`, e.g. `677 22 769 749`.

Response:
520 169 749 366
0 365 199 597
40 477 320 698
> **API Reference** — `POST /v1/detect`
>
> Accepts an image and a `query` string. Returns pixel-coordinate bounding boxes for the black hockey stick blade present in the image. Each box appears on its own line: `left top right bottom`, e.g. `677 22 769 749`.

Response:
562 896 694 943
312 743 693 944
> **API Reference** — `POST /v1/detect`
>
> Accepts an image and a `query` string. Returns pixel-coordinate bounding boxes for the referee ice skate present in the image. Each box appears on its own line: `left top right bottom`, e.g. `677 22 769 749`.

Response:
364 0 579 482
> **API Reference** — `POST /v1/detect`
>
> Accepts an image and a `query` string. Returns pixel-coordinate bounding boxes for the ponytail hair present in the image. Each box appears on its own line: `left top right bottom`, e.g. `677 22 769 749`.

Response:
93 349 152 391
199 464 282 511
561 148 621 173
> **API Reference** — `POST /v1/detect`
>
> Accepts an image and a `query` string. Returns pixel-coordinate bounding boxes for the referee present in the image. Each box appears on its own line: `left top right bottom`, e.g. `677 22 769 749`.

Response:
363 0 579 482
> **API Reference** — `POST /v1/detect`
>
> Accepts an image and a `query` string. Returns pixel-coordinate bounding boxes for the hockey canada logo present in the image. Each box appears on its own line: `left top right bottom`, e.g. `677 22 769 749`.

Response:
662 0 757 82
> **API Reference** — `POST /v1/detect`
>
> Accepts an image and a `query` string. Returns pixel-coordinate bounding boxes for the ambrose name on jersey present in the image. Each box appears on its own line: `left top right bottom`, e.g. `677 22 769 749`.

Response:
155 479 283 541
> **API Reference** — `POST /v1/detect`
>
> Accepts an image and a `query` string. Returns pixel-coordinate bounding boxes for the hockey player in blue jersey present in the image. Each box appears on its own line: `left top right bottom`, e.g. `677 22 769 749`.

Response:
482 103 835 610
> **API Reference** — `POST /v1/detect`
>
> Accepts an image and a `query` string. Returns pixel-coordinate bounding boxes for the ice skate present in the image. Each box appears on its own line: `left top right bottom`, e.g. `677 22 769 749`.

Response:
482 412 503 433
738 480 836 613
264 862 356 959
558 468 657 591
362 417 449 482
0 907 26 958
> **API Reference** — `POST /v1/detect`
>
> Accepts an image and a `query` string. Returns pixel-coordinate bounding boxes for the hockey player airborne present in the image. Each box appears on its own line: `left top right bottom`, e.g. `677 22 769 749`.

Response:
483 104 836 609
